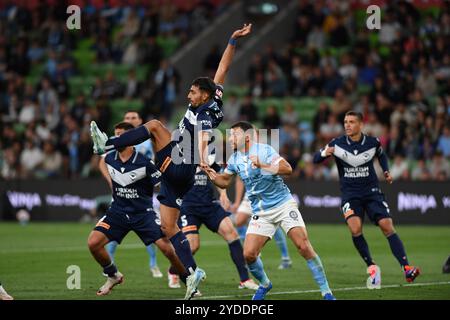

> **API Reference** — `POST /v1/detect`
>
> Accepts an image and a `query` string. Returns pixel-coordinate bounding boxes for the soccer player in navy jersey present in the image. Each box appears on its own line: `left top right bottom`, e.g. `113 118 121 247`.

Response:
313 111 420 289
90 24 252 299
87 122 185 296
98 110 162 279
173 162 259 291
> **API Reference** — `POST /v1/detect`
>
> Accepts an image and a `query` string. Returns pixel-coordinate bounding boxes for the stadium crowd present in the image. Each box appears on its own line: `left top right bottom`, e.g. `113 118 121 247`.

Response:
0 0 229 179
0 0 449 182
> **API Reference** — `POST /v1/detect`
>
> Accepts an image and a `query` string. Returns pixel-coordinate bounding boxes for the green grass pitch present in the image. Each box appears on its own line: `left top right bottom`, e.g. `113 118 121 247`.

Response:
1 222 449 300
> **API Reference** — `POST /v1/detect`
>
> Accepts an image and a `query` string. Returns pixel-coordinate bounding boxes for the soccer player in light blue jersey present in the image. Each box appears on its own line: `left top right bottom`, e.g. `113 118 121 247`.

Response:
98 111 163 278
203 121 335 300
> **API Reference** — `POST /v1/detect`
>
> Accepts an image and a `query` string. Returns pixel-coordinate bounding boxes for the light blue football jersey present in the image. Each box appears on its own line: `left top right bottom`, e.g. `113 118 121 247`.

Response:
135 139 154 160
224 143 293 214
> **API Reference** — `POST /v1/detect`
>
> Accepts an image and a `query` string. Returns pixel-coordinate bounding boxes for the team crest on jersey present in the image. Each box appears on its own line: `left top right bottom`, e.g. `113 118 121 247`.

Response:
130 172 137 180
289 211 298 221
176 198 183 206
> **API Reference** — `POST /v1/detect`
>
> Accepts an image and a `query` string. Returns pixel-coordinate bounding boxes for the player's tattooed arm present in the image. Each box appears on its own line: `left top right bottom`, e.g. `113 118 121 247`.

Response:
213 23 252 85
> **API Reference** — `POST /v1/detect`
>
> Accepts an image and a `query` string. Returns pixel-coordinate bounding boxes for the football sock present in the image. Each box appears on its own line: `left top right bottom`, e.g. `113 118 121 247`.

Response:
106 125 150 149
247 257 271 287
273 228 290 260
102 262 118 277
352 234 375 266
236 225 247 242
169 231 197 274
146 244 157 268
105 241 118 262
169 265 187 284
386 233 409 268
227 239 249 282
306 255 332 296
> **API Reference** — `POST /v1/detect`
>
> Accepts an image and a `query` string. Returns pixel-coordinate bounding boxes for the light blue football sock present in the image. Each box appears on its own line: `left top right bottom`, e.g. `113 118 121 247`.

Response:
105 241 118 263
146 243 157 268
248 257 271 287
274 228 290 260
306 255 332 296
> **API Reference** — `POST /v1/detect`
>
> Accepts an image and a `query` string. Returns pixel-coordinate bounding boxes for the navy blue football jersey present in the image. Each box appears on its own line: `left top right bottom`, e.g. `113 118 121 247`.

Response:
313 134 389 197
105 149 162 214
175 85 224 164
181 163 222 207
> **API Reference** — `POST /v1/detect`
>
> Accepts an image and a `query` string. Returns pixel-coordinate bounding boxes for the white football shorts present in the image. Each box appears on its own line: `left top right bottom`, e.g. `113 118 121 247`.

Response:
246 199 305 238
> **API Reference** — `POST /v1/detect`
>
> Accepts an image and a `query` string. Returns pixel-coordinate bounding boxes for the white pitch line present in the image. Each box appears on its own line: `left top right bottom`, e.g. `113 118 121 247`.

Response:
196 281 450 300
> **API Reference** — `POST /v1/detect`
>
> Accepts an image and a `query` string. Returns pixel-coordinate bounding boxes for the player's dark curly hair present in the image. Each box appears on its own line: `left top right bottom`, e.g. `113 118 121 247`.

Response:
191 77 216 98
230 121 254 132
114 122 135 131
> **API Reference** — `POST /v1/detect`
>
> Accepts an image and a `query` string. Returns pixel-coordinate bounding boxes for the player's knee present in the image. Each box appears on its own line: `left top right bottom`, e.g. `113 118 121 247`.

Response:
295 237 314 258
243 249 258 263
87 237 101 252
221 227 238 242
161 225 178 238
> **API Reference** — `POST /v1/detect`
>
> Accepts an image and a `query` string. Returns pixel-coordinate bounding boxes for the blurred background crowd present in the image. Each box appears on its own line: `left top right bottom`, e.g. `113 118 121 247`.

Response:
0 0 449 182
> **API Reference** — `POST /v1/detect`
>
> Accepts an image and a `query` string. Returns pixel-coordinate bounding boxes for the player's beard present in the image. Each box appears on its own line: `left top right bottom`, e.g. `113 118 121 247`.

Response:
117 146 126 152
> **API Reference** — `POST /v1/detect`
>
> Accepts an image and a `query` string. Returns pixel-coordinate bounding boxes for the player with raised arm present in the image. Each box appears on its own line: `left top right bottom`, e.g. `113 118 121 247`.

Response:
203 121 335 300
87 122 186 296
313 111 420 289
90 24 252 299
98 110 162 278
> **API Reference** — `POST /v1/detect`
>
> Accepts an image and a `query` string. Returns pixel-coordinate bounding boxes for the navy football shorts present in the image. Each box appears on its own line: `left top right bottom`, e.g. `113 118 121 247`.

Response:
94 209 164 246
341 192 391 225
178 203 231 235
155 141 196 209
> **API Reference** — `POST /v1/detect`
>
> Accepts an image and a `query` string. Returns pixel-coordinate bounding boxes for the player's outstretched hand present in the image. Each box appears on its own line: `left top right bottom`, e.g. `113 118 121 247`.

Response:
249 155 261 168
384 171 393 184
231 23 252 39
201 164 217 180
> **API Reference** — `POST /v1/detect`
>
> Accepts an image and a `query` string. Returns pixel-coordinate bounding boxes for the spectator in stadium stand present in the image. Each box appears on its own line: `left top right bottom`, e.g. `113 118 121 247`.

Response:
430 151 450 179
262 105 281 130
222 93 240 124
411 158 432 181
437 125 450 157
238 94 259 123
0 0 448 183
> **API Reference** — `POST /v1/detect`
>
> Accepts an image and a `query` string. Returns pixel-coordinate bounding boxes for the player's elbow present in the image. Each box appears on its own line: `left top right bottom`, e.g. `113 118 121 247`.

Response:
279 162 292 175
